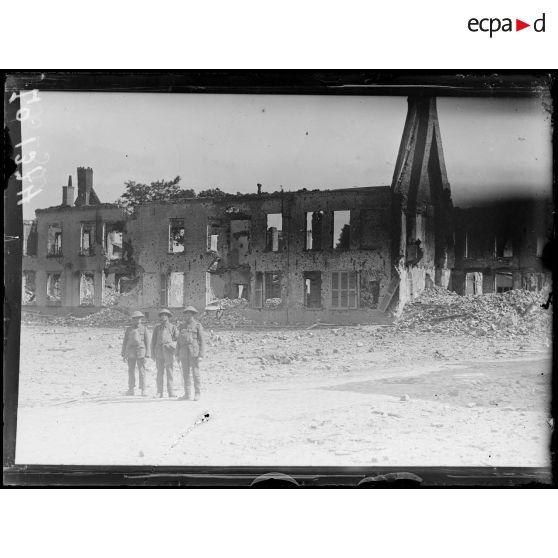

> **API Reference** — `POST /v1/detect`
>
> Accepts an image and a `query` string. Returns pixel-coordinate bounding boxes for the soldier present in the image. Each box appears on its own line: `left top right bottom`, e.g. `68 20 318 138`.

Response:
121 310 151 396
177 306 206 401
150 308 179 398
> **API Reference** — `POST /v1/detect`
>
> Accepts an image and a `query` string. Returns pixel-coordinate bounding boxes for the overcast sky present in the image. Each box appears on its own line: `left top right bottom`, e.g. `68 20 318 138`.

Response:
21 92 552 218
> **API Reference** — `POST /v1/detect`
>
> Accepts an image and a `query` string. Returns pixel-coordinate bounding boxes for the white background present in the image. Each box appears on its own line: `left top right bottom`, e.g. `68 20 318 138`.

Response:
1 489 556 557
3 1 555 554
1 1 556 68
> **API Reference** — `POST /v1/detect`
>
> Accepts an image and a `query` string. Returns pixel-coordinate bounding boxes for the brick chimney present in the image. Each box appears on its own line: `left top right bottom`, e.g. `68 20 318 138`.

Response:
77 167 93 205
62 175 74 206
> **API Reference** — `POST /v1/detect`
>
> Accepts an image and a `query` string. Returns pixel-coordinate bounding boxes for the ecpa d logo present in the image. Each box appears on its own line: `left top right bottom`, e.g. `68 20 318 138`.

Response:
468 13 546 37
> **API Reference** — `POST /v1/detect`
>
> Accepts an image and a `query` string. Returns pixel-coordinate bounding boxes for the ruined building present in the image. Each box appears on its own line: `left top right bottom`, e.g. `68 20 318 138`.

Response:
124 185 393 324
390 96 455 309
21 97 552 323
452 200 553 295
22 168 128 310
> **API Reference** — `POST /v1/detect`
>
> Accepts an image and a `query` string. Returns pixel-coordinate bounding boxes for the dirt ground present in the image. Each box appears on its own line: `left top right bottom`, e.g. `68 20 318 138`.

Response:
14 318 552 467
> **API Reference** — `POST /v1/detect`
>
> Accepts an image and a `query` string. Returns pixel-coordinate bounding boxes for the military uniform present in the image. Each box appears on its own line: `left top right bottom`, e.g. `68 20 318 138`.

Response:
151 320 179 396
121 319 151 394
176 316 206 400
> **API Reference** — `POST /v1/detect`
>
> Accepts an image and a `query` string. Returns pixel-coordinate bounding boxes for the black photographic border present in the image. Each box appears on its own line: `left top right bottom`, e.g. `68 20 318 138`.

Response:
3 70 556 487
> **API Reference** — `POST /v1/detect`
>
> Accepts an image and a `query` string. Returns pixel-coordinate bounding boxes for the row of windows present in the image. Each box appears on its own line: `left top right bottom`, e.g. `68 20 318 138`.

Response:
159 270 380 310
24 269 380 310
36 222 124 258
170 209 385 254
463 233 546 259
22 271 134 306
38 209 375 257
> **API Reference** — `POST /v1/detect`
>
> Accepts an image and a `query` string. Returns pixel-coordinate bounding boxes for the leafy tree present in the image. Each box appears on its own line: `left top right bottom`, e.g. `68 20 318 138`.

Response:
335 224 351 251
197 187 227 199
116 176 195 211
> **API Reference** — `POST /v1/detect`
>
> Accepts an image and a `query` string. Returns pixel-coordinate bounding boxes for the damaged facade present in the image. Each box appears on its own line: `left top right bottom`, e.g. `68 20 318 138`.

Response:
22 97 552 323
389 96 455 312
125 185 393 323
452 200 553 295
22 168 130 311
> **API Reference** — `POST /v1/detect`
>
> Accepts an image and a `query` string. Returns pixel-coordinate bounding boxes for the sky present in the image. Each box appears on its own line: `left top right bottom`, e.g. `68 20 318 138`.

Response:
20 91 553 218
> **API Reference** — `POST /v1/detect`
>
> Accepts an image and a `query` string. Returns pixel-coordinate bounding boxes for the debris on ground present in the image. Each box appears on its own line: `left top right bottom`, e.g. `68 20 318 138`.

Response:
396 287 552 339
200 298 256 328
22 307 131 328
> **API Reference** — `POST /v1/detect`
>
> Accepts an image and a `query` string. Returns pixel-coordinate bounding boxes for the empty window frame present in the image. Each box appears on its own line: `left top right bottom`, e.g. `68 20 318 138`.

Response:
169 219 185 253
115 273 136 294
23 221 38 256
160 272 185 307
46 273 62 304
79 272 95 306
304 271 322 308
104 223 123 260
331 271 358 309
22 271 36 304
333 210 351 250
266 213 283 252
465 272 483 295
305 211 324 250
47 224 63 257
254 271 282 308
264 272 282 301
80 222 96 256
207 221 220 252
236 283 249 299
495 235 513 258
495 272 513 293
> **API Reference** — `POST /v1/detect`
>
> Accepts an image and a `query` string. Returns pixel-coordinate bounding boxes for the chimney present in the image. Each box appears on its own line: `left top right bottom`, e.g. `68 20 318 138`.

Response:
62 175 74 206
257 183 262 195
77 166 93 205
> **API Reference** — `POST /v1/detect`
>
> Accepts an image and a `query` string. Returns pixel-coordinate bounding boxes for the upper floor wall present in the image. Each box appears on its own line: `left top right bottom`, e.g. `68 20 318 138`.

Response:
126 187 393 274
454 199 552 272
23 204 127 271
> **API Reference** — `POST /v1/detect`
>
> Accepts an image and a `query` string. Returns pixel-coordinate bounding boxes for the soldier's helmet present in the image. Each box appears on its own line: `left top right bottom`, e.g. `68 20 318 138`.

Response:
130 311 145 319
158 308 172 316
182 306 199 314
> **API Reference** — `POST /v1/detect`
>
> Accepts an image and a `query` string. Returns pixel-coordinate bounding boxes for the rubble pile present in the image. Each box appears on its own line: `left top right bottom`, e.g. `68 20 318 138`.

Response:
22 307 131 328
264 298 283 309
201 310 256 328
200 298 256 328
102 286 120 307
103 284 142 309
396 288 552 339
217 298 249 309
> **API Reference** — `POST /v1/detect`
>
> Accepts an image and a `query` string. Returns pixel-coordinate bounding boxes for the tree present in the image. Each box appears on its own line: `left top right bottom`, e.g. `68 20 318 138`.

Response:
197 188 227 199
116 176 195 211
335 224 351 251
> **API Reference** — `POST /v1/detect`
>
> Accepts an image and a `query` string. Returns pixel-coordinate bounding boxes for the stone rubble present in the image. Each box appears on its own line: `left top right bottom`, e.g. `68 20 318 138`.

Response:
395 287 552 339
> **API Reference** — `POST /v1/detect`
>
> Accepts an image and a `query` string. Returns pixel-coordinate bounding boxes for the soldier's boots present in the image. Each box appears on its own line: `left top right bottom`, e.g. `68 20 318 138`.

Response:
126 388 135 396
141 389 147 397
179 394 190 401
194 392 200 401
157 392 163 398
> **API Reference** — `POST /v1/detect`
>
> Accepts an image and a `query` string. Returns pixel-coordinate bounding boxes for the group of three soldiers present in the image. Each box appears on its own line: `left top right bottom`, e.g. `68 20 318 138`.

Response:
121 306 206 400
